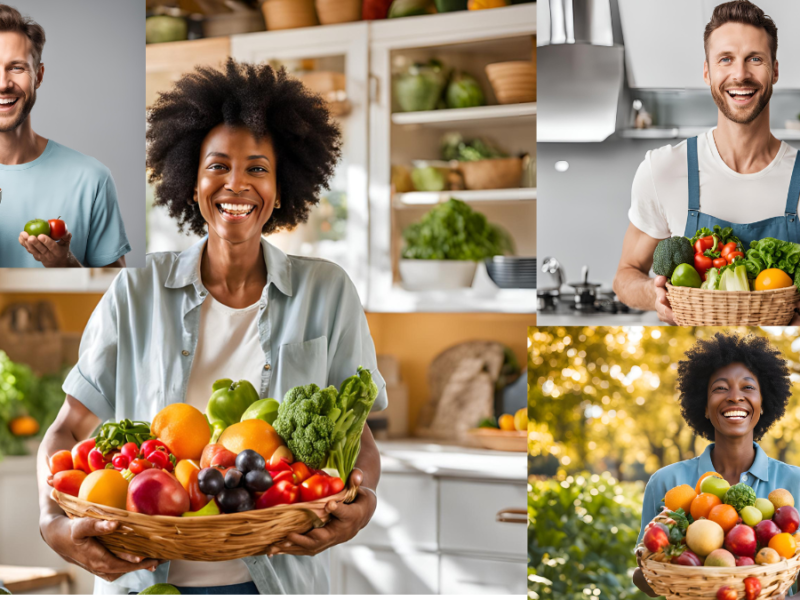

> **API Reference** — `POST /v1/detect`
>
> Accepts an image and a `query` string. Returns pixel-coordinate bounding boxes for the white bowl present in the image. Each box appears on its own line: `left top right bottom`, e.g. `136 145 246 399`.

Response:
399 259 477 290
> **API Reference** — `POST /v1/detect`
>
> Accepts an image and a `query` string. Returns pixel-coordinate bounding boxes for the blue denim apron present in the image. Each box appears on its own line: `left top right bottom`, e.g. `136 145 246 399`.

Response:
682 136 800 246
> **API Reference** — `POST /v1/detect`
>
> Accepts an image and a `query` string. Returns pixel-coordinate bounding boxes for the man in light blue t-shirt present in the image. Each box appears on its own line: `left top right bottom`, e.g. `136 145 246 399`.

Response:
0 4 130 268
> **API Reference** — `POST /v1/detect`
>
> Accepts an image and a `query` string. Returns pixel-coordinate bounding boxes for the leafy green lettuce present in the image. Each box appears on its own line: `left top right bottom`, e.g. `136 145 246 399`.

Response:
744 238 800 287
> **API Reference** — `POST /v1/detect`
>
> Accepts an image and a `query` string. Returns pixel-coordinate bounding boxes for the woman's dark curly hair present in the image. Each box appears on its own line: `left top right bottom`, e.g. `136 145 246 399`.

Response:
677 332 791 441
146 58 342 237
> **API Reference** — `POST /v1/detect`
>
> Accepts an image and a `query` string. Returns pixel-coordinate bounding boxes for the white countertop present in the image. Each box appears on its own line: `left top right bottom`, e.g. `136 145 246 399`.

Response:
537 311 664 325
375 439 526 483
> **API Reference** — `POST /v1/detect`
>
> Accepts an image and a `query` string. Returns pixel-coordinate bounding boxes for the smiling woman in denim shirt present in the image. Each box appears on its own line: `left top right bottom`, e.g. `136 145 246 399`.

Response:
36 59 387 595
632 333 800 599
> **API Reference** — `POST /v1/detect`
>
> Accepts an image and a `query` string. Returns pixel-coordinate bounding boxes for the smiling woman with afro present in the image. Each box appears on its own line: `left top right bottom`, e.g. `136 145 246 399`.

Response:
632 332 800 598
43 58 388 595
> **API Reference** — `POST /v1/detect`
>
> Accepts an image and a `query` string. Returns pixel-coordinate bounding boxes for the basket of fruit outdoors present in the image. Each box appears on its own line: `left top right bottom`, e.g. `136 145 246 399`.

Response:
654 227 800 326
48 368 377 562
638 474 800 600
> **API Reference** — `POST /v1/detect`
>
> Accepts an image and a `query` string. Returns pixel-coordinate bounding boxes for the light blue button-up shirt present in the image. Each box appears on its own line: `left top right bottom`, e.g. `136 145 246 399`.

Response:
637 442 800 545
62 235 387 594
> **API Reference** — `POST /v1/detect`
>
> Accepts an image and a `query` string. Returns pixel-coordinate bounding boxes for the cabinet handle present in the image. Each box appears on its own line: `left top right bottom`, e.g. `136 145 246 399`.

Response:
369 74 380 104
496 508 527 524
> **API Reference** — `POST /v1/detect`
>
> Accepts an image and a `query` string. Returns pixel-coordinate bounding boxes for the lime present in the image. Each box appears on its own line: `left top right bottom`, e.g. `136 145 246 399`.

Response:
24 219 50 237
671 263 701 288
755 498 776 520
139 584 180 595
700 476 731 500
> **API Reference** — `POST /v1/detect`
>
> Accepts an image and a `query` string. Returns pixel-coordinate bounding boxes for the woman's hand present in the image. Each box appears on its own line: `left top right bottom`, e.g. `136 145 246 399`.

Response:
633 547 659 598
266 469 377 557
40 515 161 582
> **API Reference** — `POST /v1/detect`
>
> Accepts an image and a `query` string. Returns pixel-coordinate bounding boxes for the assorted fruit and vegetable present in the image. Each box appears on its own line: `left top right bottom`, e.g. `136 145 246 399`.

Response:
477 407 527 432
392 57 487 113
639 473 800 600
49 368 378 517
23 217 66 241
653 226 800 292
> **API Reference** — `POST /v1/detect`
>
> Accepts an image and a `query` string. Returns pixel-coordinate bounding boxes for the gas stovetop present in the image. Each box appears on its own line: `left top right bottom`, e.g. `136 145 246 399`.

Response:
537 289 645 316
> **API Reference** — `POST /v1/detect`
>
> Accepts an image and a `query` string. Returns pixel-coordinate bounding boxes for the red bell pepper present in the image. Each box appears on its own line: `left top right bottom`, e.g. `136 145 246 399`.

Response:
694 235 716 254
186 469 212 512
256 480 300 509
71 439 96 473
290 462 313 485
300 474 331 503
267 456 292 472
270 470 295 485
694 253 713 278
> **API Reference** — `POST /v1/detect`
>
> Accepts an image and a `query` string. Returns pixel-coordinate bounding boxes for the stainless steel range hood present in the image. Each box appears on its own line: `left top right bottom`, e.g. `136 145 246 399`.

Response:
538 0 625 142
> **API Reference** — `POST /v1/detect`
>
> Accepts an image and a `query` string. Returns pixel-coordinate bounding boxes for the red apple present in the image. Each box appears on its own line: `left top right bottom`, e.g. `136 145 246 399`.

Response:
672 549 702 566
744 577 761 600
126 469 190 516
48 217 67 241
774 505 800 534
725 524 756 557
717 586 737 600
643 526 669 553
755 519 782 547
735 556 755 567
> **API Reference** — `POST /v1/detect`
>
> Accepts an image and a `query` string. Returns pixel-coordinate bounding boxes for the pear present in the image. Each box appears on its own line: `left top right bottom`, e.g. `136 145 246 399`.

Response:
182 499 221 517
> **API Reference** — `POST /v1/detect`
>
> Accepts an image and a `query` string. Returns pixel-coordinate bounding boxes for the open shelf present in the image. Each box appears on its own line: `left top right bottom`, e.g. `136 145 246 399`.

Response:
392 103 536 128
394 188 536 206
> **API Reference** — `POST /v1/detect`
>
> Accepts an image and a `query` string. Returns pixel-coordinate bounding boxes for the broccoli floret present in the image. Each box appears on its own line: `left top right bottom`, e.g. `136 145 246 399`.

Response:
653 237 694 278
723 483 756 513
273 384 339 468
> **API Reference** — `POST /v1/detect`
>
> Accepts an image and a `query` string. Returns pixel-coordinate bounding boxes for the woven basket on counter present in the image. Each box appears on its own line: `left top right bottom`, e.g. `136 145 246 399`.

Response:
642 550 800 599
666 283 799 326
53 485 358 562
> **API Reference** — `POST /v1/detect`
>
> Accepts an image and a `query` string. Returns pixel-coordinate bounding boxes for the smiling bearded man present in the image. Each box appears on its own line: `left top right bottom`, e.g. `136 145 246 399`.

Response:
612 0 800 325
0 4 130 268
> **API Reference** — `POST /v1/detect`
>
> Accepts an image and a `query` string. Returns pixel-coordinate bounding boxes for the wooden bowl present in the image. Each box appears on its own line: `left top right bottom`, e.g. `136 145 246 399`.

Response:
315 0 361 24
262 0 319 30
458 157 523 190
466 429 526 452
486 61 536 104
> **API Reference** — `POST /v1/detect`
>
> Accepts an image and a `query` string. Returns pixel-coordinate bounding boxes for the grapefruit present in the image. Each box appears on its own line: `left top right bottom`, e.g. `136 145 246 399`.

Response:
218 419 284 462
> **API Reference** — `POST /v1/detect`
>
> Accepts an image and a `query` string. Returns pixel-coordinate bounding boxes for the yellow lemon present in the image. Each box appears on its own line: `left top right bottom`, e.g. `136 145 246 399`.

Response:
755 268 792 291
513 408 528 432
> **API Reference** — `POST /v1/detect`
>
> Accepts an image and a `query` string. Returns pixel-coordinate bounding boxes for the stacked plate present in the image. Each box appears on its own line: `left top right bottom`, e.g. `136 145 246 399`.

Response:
485 256 536 289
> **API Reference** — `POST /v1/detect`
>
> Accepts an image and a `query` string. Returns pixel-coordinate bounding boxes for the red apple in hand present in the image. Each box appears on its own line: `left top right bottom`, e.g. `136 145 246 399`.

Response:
643 526 669 553
127 469 189 516
725 524 756 557
48 216 66 241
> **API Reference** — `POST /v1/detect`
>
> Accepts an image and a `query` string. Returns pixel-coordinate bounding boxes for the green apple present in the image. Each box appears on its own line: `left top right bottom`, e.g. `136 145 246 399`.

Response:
24 219 50 237
701 476 731 500
741 505 763 527
755 498 775 520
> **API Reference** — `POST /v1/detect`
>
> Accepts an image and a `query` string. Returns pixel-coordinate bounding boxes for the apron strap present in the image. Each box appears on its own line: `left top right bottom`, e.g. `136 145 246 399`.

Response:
686 136 700 233
785 153 800 243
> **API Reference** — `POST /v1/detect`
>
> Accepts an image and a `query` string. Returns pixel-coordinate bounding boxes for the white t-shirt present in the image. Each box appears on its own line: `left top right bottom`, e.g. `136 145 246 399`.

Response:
628 128 799 239
167 294 265 587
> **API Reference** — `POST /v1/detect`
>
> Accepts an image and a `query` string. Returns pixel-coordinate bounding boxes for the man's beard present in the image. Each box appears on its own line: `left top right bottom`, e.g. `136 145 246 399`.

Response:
710 77 772 125
0 87 36 133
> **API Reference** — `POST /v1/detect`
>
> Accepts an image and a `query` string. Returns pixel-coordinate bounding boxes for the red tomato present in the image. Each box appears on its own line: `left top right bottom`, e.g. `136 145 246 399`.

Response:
720 242 738 257
694 236 715 254
712 257 727 269
71 439 95 473
112 454 130 470
727 251 744 263
88 448 111 472
291 462 313 484
120 442 140 461
48 217 67 241
695 253 713 274
49 450 74 474
300 474 331 502
328 477 345 494
141 439 171 457
129 458 154 475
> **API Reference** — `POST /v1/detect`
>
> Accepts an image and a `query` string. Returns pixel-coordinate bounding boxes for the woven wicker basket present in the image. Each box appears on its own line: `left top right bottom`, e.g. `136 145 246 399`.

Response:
52 486 358 562
642 550 800 599
666 283 799 326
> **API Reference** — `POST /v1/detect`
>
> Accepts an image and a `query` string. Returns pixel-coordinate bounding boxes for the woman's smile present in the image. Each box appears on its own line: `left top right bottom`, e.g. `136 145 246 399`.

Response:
706 362 762 437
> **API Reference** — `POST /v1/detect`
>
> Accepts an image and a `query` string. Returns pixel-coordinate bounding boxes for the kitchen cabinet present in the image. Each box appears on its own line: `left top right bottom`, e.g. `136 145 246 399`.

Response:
619 0 800 90
329 441 527 595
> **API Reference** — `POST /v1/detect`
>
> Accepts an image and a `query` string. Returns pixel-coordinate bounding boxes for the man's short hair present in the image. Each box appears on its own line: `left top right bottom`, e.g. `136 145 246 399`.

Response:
0 4 45 66
704 0 778 63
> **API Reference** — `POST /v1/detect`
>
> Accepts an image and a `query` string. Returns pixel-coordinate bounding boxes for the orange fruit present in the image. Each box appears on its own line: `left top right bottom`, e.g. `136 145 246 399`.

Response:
708 504 740 534
9 415 39 437
690 492 723 520
151 403 211 461
665 484 697 514
769 532 798 559
498 414 515 431
79 469 128 509
218 419 284 462
755 268 793 291
175 459 201 491
696 471 725 495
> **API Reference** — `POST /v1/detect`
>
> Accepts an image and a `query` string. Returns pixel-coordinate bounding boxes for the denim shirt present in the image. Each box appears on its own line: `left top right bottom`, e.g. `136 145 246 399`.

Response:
637 442 800 545
62 235 387 594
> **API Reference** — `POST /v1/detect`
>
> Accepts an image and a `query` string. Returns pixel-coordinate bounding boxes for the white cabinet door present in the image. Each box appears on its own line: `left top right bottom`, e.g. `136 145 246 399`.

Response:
351 472 438 551
439 479 527 560
440 554 527 595
330 545 439 595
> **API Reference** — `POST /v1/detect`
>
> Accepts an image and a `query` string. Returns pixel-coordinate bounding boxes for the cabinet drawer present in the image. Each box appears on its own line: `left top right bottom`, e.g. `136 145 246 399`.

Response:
330 546 439 595
440 554 527 595
352 472 438 551
439 479 526 559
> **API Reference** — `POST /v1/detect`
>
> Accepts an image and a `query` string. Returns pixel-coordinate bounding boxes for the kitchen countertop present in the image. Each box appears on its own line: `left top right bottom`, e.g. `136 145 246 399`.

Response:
537 311 663 325
375 439 526 483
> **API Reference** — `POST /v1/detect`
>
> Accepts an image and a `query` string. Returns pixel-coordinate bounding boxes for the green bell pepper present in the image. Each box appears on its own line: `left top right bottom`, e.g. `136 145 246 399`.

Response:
205 379 259 443
241 398 280 425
